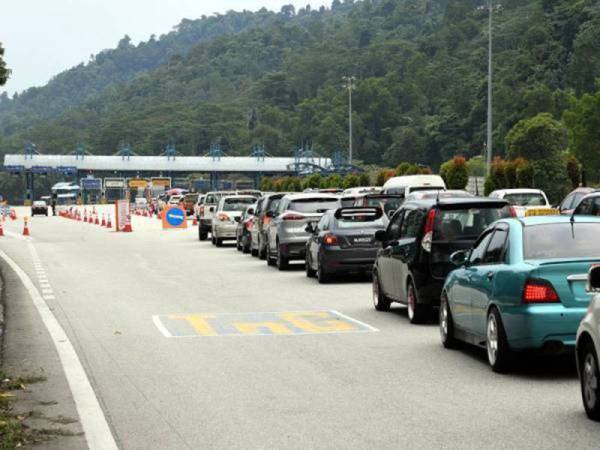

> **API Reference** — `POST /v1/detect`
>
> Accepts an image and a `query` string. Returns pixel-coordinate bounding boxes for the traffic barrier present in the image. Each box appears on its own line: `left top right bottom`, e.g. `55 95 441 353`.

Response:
23 217 30 236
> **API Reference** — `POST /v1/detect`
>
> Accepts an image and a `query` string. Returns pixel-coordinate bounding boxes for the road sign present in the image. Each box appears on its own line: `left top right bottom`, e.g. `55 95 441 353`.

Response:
151 177 171 188
56 166 78 176
32 165 53 174
162 206 187 229
115 200 132 232
81 178 102 190
128 178 148 188
104 178 125 188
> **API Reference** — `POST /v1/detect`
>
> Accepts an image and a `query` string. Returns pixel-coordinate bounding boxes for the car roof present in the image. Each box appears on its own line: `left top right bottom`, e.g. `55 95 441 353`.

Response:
283 193 340 200
515 215 600 226
403 196 508 208
221 195 257 200
492 188 545 194
579 192 600 200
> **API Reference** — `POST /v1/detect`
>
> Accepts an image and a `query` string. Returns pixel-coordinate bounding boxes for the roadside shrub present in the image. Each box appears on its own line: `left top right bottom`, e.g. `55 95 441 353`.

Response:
260 177 273 191
484 176 496 195
359 172 371 186
516 161 534 188
375 168 396 186
343 173 360 189
440 156 469 190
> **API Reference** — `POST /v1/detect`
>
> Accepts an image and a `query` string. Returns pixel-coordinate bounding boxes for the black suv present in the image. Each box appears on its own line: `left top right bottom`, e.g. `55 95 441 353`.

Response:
372 197 512 324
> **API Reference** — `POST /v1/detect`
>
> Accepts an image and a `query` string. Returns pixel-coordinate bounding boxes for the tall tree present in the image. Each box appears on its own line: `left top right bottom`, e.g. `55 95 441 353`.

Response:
0 42 9 86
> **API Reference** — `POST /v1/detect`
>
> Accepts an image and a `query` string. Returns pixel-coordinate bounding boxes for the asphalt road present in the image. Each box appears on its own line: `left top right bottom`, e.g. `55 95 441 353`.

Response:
1 207 600 449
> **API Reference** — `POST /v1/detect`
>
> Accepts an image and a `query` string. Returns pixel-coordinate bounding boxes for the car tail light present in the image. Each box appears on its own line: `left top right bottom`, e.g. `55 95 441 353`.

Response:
218 213 230 222
245 218 254 230
421 209 436 253
282 213 305 221
522 279 559 303
323 233 339 246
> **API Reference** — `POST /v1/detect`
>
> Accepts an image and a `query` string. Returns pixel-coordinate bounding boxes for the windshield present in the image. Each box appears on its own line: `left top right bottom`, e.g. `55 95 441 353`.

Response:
222 197 255 211
504 193 545 207
289 198 339 214
524 223 600 259
433 206 512 241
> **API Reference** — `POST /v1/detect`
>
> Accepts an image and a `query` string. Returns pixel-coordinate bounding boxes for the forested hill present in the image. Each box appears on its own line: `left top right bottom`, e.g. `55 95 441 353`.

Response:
1 0 599 170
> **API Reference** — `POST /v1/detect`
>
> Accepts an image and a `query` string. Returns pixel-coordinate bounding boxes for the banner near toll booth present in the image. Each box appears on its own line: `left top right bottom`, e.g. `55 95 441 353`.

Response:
128 178 149 189
162 206 187 229
115 200 132 232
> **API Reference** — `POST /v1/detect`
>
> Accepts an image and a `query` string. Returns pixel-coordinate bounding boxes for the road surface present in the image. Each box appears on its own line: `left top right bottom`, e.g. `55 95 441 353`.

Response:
1 207 599 449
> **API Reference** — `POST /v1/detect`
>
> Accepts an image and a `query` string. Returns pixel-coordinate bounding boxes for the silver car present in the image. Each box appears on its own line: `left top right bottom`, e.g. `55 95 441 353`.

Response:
265 193 341 270
212 195 257 246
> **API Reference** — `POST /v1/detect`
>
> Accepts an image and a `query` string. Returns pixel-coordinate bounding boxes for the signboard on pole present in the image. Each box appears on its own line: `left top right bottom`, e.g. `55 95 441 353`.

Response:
161 206 188 229
104 178 125 188
81 178 102 190
115 200 132 232
151 177 171 188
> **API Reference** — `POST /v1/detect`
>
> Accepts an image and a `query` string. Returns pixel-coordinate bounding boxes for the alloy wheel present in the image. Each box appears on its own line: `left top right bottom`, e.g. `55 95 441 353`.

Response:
372 276 380 308
583 352 598 410
487 314 499 366
440 299 448 340
407 286 415 321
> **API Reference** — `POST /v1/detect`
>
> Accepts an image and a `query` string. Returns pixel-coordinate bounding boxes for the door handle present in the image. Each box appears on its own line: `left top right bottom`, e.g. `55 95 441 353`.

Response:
487 271 494 280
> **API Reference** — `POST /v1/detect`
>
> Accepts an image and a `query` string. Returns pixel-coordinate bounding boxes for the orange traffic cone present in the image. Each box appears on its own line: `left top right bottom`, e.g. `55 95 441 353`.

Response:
192 216 198 226
101 214 106 227
23 218 30 236
122 215 132 232
95 215 100 225
9 210 16 220
0 221 4 237
106 215 112 229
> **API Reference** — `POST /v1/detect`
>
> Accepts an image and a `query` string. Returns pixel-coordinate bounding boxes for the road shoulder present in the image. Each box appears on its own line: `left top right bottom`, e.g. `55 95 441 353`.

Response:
0 257 87 449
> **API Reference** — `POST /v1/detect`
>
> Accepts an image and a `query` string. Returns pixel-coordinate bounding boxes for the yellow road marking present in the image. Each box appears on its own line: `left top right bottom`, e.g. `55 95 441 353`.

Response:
233 322 293 335
281 311 356 333
168 314 217 336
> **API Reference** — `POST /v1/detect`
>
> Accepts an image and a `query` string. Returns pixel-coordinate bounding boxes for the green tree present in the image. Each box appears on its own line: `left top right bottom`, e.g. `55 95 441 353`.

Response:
440 156 468 190
505 113 567 160
566 156 581 189
342 173 360 189
564 89 600 182
0 43 9 86
531 158 569 204
359 172 371 186
260 177 273 191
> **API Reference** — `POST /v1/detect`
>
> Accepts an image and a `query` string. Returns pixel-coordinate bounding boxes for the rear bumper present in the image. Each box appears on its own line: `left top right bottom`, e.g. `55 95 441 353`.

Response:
501 304 586 350
214 223 237 238
321 247 377 273
279 242 307 260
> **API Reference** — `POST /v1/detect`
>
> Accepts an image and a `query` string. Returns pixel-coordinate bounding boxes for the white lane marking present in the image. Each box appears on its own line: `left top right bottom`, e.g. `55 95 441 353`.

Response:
330 310 380 332
43 295 56 300
152 315 172 338
0 247 118 450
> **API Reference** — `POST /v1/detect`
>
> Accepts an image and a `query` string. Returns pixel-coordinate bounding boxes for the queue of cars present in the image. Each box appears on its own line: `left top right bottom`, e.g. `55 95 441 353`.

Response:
192 176 600 421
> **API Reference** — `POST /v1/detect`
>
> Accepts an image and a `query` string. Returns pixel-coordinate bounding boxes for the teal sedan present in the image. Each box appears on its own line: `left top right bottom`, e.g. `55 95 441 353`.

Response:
440 216 600 372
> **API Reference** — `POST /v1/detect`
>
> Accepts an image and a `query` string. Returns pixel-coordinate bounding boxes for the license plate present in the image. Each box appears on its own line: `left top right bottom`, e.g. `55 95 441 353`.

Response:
354 237 372 243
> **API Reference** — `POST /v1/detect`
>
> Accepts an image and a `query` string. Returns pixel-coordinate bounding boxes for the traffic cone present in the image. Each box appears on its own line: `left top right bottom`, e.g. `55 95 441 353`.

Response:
122 219 132 232
192 216 198 226
106 215 112 229
10 210 16 220
23 218 30 236
101 214 106 227
0 221 4 237
95 215 100 225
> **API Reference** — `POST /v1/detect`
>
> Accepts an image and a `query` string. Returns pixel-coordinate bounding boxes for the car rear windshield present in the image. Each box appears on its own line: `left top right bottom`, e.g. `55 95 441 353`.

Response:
334 210 385 229
222 197 255 211
433 206 511 241
364 197 404 216
524 223 600 259
504 193 545 206
289 198 339 214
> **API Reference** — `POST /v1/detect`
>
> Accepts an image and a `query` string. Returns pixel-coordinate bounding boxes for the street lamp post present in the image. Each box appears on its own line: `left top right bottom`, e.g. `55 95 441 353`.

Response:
486 0 493 176
342 76 356 165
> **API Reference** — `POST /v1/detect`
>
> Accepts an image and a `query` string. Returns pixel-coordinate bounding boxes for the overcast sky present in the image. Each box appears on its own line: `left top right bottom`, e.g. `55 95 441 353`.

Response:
0 0 331 96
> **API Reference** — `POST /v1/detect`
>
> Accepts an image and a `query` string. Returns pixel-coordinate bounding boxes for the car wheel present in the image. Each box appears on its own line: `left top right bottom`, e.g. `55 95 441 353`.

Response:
266 240 276 266
305 257 316 278
251 246 259 257
407 281 428 324
199 228 208 241
486 307 512 373
236 237 242 251
372 271 391 311
211 233 216 245
440 293 457 349
259 236 267 260
216 238 223 247
276 245 289 271
580 341 600 421
317 257 329 284
242 237 251 254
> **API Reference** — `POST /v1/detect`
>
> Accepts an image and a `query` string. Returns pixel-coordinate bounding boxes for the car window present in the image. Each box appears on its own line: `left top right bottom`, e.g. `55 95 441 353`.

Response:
469 232 493 265
387 211 403 240
222 197 255 211
319 214 330 231
524 223 600 259
575 197 600 216
560 194 574 211
400 208 424 239
434 206 511 241
482 229 508 264
268 199 281 214
504 193 546 206
289 198 340 214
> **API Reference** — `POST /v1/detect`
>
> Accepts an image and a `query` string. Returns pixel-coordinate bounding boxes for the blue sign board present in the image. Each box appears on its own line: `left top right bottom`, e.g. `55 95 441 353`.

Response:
193 180 210 192
32 165 53 174
81 178 102 190
165 207 186 227
57 166 78 175
4 165 24 173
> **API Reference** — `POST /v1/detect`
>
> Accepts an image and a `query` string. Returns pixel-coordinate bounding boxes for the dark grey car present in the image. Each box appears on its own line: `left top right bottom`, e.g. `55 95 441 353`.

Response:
305 207 386 283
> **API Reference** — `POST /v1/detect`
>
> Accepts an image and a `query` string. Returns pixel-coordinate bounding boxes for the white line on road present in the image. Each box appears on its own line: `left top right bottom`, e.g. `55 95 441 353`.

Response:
152 315 172 338
330 310 381 332
0 245 118 450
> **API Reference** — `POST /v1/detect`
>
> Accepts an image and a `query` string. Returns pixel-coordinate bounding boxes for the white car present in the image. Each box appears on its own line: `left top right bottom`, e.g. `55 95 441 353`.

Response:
211 195 257 246
576 265 600 421
168 195 183 205
488 188 550 217
381 175 446 196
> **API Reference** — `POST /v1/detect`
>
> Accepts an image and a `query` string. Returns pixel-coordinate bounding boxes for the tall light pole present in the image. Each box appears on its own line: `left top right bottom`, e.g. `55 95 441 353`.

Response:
342 76 356 165
486 0 493 176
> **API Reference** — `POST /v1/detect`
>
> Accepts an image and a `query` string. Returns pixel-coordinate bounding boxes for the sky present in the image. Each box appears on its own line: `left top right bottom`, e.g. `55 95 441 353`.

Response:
0 0 331 96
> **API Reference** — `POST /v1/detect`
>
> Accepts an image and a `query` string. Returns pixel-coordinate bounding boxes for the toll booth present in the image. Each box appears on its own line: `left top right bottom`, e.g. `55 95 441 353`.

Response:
104 178 126 202
81 177 102 204
127 178 150 201
172 178 190 190
192 179 210 193
150 177 171 198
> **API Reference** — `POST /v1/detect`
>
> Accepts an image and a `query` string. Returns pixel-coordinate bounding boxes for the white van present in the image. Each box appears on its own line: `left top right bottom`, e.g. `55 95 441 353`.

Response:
382 175 446 195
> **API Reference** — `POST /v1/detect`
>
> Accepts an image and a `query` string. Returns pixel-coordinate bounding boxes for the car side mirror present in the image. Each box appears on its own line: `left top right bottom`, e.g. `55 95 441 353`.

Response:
248 208 254 215
450 250 468 267
234 217 241 223
587 265 600 292
374 230 387 242
305 223 314 233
